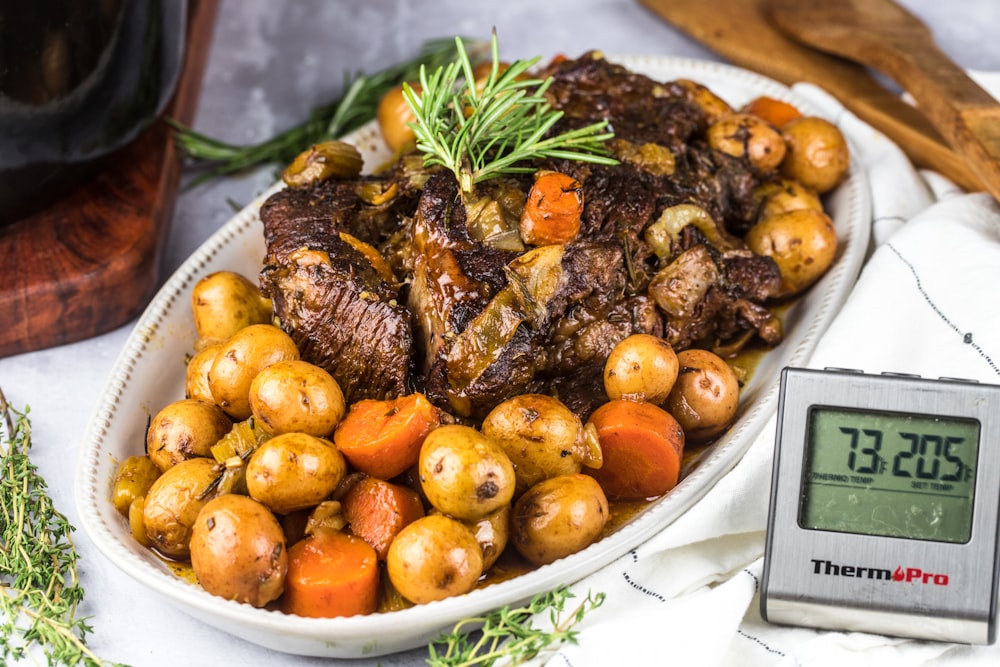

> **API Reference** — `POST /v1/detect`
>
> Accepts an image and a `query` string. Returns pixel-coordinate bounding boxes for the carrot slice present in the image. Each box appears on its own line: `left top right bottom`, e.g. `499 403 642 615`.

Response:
281 531 379 618
585 399 684 500
741 95 803 128
519 171 584 245
333 393 441 480
340 476 425 559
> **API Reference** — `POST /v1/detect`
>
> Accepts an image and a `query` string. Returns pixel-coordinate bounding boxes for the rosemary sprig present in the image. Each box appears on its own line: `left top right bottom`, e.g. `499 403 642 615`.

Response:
0 389 124 667
404 34 618 194
426 586 605 667
168 37 486 185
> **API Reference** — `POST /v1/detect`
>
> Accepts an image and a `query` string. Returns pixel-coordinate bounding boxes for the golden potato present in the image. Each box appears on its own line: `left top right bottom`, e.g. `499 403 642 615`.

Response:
245 432 347 514
780 116 850 193
191 271 272 347
146 398 233 472
746 208 838 295
185 343 222 403
386 514 483 604
249 359 346 437
674 78 733 123
707 113 786 172
112 455 161 516
143 457 220 559
754 178 823 221
418 424 516 521
208 324 300 420
665 349 740 444
190 494 287 607
511 474 609 566
377 83 418 153
481 394 595 494
467 504 510 571
603 333 679 404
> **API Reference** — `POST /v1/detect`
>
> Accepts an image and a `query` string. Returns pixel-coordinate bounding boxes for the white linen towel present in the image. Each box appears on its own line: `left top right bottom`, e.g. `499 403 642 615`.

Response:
519 76 1000 666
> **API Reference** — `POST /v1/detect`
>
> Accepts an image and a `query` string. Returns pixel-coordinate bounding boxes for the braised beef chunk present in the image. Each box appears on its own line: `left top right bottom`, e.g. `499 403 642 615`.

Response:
257 51 795 421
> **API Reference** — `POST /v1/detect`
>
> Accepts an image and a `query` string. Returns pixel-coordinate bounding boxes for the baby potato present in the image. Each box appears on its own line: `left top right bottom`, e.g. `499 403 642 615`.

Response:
745 208 838 295
466 504 510 571
208 324 300 420
674 78 733 123
190 494 287 608
780 116 850 193
112 455 161 516
511 474 609 566
143 457 220 559
418 424 516 521
481 394 594 494
249 359 346 437
386 514 483 605
377 83 419 153
603 333 679 404
665 349 740 444
707 113 786 172
185 343 222 403
754 178 823 221
191 271 272 347
146 398 233 472
245 432 347 514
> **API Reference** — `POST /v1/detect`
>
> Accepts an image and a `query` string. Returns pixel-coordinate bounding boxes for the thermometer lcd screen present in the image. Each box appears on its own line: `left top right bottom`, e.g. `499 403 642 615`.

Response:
799 406 980 543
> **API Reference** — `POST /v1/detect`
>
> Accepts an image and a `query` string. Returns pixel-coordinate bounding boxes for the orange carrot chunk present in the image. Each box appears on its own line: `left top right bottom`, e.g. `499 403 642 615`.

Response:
333 393 441 480
741 95 803 128
281 531 379 618
519 171 584 246
585 399 684 500
340 476 425 560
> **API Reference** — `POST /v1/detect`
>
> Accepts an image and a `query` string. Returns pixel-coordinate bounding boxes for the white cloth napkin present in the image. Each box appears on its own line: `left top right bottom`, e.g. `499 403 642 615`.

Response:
519 76 1000 666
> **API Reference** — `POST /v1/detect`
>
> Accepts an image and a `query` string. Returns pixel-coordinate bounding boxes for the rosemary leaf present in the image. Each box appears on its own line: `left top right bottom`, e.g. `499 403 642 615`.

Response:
169 37 485 185
0 389 125 667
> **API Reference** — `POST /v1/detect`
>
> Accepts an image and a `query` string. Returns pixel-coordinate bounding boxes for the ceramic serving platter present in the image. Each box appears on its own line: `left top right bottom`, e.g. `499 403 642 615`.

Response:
75 55 871 658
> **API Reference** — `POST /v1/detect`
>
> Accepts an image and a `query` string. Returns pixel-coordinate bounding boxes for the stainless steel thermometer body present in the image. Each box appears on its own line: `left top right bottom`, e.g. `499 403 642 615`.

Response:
761 367 1000 644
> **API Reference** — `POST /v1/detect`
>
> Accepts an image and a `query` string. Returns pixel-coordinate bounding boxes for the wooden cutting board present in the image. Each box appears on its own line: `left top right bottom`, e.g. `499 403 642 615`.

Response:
638 0 984 193
0 0 219 358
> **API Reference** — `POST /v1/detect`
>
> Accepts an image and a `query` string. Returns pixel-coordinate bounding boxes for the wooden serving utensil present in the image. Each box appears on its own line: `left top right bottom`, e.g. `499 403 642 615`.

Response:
637 0 984 193
766 0 1000 202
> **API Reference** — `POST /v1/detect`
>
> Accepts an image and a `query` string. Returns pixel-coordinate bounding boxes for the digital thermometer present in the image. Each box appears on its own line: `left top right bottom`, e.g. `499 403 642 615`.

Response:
761 367 1000 644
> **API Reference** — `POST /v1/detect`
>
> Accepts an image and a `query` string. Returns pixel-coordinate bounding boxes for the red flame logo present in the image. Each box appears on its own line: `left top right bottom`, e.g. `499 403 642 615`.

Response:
892 567 905 581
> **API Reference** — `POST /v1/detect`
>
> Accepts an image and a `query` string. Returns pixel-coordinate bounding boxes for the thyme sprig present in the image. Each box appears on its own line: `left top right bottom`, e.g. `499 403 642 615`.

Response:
168 37 485 185
0 389 124 667
426 586 605 667
404 34 618 195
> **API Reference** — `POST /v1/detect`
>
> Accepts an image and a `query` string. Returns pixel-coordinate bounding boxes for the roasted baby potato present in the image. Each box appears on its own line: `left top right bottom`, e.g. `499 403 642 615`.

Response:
665 349 741 444
386 514 484 604
191 271 272 347
208 324 300 420
245 432 347 514
185 342 222 403
481 394 598 494
780 116 850 193
190 493 287 607
418 424 516 521
146 398 233 472
754 178 823 221
142 457 220 559
745 208 838 295
511 473 609 566
603 333 679 404
111 455 161 516
249 359 346 437
707 113 786 172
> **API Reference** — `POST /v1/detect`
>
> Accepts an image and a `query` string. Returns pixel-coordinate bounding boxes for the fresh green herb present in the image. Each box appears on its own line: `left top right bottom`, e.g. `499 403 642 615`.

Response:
404 33 617 195
426 586 605 667
168 37 486 185
0 389 124 667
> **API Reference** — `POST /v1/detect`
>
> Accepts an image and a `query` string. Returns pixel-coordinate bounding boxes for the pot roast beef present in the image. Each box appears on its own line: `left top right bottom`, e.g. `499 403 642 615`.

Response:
257 52 786 421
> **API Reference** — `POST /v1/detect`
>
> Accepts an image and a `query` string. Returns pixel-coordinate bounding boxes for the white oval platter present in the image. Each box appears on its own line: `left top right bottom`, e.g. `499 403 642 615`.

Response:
75 55 871 658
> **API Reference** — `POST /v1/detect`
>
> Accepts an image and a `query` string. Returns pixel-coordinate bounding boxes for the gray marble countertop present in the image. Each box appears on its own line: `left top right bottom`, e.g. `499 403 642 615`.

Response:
2 1 999 665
